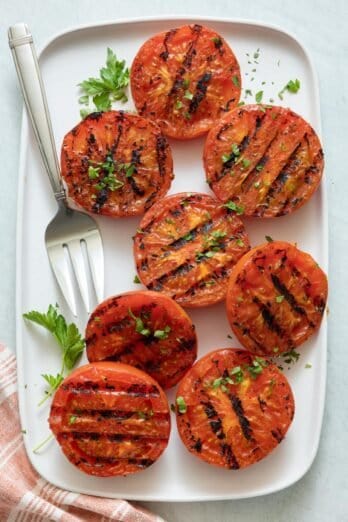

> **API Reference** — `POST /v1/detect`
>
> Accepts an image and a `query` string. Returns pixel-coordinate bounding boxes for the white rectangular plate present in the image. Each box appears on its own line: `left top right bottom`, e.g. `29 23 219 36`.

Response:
16 16 328 501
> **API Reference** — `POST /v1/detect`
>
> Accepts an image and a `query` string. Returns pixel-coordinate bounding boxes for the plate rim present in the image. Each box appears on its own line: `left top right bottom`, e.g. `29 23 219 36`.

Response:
15 15 328 502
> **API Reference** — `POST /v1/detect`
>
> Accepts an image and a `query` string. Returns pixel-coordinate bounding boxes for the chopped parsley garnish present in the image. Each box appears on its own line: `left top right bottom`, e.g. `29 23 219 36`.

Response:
255 90 263 103
244 89 253 97
247 357 268 379
69 415 77 425
133 275 141 284
196 250 215 261
182 78 190 88
305 363 312 369
211 37 222 46
203 230 226 251
128 308 151 337
78 48 129 118
278 78 301 100
256 164 264 172
183 232 193 241
23 304 85 406
128 309 170 339
241 158 251 169
232 75 240 87
275 295 285 303
223 201 244 215
184 112 192 120
184 90 194 100
265 235 274 242
236 238 245 247
137 410 154 420
176 396 187 414
154 325 171 340
88 154 137 193
175 100 183 110
282 349 300 365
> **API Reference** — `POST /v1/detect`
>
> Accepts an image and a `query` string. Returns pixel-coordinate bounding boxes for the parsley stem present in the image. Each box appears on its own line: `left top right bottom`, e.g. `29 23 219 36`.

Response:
32 433 54 453
37 390 54 407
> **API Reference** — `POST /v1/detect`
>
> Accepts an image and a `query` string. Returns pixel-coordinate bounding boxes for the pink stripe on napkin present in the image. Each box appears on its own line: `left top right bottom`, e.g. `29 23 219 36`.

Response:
0 344 165 522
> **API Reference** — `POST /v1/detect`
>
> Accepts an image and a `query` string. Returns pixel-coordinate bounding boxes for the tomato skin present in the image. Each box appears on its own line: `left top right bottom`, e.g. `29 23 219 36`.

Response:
176 348 295 470
133 192 250 307
131 24 241 139
49 362 170 477
226 241 328 355
86 291 197 389
61 110 173 217
204 105 324 217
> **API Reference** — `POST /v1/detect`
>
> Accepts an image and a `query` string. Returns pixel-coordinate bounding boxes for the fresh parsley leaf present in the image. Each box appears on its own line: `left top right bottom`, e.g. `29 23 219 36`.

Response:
255 90 263 103
232 75 240 87
176 396 187 414
184 90 194 100
128 308 151 337
69 415 77 425
133 275 141 284
278 78 301 100
223 201 245 215
78 48 129 118
241 158 251 169
154 325 171 340
282 349 300 365
265 235 274 242
275 295 285 303
175 100 183 110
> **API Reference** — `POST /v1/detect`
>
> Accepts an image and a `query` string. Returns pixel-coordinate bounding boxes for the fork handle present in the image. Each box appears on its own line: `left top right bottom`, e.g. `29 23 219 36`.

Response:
8 24 66 203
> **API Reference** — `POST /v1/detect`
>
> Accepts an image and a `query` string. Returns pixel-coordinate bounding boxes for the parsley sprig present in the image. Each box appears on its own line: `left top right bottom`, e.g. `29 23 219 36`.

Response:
23 304 84 406
78 48 130 118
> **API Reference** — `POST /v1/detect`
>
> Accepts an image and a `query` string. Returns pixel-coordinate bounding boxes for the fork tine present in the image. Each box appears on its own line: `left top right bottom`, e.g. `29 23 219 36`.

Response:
46 243 77 316
84 229 104 304
68 239 91 313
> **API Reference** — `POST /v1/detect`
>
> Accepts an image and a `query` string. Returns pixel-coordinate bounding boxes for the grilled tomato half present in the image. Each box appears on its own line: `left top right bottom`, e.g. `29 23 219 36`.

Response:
86 291 197 389
49 362 171 476
204 105 324 217
226 241 328 355
175 348 295 469
131 24 241 139
133 192 250 307
61 110 173 217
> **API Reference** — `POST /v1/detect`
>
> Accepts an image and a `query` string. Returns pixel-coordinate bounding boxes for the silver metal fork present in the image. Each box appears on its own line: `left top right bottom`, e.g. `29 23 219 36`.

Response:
9 24 104 316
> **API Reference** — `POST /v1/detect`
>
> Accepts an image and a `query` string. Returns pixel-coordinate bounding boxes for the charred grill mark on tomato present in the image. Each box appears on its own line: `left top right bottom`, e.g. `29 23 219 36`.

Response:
188 72 212 114
271 428 284 444
182 24 202 68
271 274 309 319
204 105 324 216
252 296 285 338
159 28 177 61
221 442 240 470
229 394 254 441
156 135 168 177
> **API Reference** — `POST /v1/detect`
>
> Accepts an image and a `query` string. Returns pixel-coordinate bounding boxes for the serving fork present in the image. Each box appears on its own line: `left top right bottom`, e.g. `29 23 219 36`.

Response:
9 23 104 316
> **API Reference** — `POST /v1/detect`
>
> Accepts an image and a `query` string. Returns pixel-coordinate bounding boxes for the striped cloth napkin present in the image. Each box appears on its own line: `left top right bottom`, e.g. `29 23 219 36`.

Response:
0 344 165 522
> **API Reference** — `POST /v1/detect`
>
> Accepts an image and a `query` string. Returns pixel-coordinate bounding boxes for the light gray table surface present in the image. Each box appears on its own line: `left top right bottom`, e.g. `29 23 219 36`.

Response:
1 1 347 521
